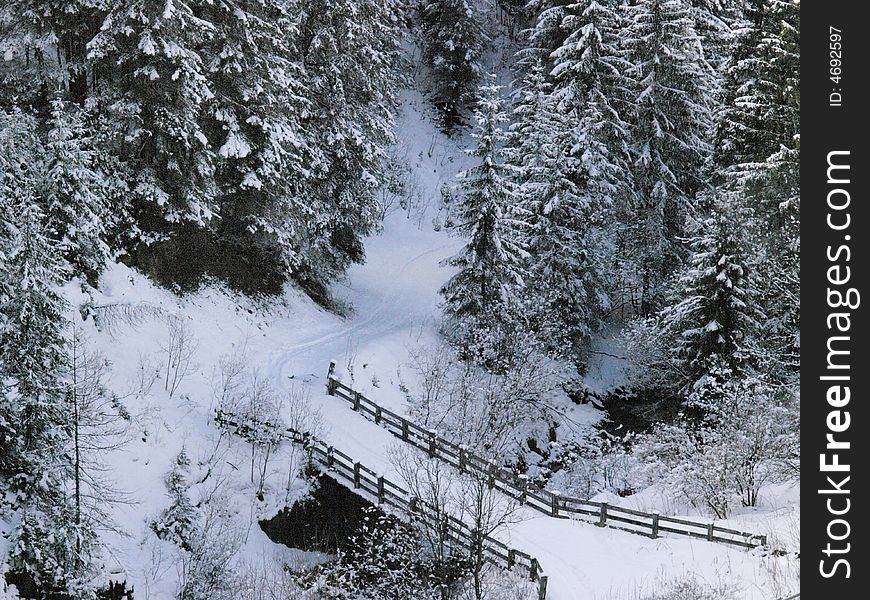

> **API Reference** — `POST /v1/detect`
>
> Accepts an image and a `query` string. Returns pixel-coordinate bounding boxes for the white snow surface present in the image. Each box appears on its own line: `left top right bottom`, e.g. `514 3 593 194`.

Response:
1 91 797 599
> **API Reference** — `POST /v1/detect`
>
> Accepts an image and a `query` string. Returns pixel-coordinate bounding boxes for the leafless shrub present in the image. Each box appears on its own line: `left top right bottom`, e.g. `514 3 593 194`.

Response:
89 301 166 338
160 315 199 398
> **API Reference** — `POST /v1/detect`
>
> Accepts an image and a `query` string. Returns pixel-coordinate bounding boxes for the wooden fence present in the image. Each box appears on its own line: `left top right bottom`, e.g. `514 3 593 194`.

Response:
326 363 768 550
214 410 549 600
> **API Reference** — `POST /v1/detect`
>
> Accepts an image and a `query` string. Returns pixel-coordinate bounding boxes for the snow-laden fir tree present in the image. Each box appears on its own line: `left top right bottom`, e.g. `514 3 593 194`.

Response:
0 201 70 496
42 99 112 285
687 0 741 72
418 0 487 129
522 0 576 70
200 0 316 292
713 0 780 172
548 0 631 220
714 0 799 377
87 0 218 229
151 448 198 552
659 203 763 397
441 81 526 358
620 0 715 315
0 1 108 104
508 63 609 361
0 201 99 598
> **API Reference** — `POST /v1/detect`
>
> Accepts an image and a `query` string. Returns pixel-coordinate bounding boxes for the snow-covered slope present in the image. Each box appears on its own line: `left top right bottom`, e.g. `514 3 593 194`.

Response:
0 90 796 600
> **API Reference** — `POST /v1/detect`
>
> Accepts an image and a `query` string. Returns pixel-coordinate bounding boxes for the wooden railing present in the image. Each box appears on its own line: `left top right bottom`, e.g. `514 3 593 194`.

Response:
326 363 768 550
214 409 549 600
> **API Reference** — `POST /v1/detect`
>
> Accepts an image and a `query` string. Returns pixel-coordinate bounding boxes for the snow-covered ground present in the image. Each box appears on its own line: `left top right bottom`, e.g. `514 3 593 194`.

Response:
1 91 798 600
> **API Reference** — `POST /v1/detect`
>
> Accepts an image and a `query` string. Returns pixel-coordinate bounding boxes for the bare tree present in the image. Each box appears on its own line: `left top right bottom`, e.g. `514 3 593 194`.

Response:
390 446 464 600
283 384 324 501
456 473 522 600
161 315 198 398
64 327 133 552
404 337 570 456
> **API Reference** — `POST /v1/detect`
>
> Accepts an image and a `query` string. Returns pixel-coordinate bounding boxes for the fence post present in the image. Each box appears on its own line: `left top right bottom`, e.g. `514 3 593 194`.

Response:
651 511 659 539
402 419 409 441
326 446 334 469
353 391 361 411
551 491 560 517
353 462 361 489
507 549 516 568
487 462 496 489
598 502 608 527
375 405 382 424
537 575 548 600
377 476 385 504
706 523 714 542
519 474 528 505
326 362 337 395
428 432 437 458
758 534 768 546
409 496 419 514
458 446 466 473
529 558 539 581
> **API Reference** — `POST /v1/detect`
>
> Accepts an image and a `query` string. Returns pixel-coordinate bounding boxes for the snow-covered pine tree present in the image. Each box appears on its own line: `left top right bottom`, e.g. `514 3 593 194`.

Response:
0 201 99 597
441 81 526 357
522 0 576 71
619 0 716 315
200 0 316 291
87 0 218 231
0 201 70 496
0 1 107 104
659 203 763 396
714 0 799 378
548 1 631 213
688 0 741 72
713 0 777 173
418 0 487 129
509 63 609 361
151 448 197 552
42 99 112 284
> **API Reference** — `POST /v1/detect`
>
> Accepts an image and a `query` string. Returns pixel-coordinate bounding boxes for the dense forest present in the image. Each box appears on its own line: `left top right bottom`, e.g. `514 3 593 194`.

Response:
0 1 799 598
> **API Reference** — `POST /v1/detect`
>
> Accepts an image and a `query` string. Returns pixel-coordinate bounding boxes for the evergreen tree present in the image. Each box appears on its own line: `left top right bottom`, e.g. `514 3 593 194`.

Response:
0 1 107 104
200 0 315 292
0 201 70 495
549 0 631 216
151 448 197 552
42 99 112 284
441 82 525 352
87 0 218 229
714 0 799 376
659 203 763 394
0 202 98 598
522 0 576 70
418 0 487 129
288 0 404 301
620 0 715 314
509 64 609 360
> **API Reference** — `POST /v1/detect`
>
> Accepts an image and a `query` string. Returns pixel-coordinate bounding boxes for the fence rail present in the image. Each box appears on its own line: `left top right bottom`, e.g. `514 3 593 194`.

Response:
326 363 768 550
214 410 549 600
